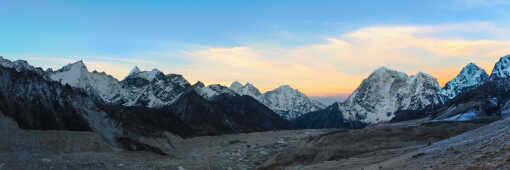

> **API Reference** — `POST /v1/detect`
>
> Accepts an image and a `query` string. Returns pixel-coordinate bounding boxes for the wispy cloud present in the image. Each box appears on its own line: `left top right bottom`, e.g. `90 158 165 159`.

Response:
181 22 510 95
5 22 510 96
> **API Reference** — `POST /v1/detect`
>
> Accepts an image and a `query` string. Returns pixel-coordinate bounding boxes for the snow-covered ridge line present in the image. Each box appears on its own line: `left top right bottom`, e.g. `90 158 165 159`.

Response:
229 81 325 119
440 63 489 101
338 66 442 123
490 54 510 80
47 62 191 108
0 56 47 77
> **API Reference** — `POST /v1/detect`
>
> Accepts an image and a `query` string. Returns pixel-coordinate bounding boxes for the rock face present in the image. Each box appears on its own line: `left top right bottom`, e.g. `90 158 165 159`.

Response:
48 64 191 108
292 103 367 129
120 67 190 108
0 56 291 151
0 56 47 76
192 81 238 100
48 61 126 104
47 61 292 136
341 67 442 123
0 58 195 155
440 63 489 101
229 82 325 119
230 81 264 101
490 54 510 80
373 117 510 169
392 55 510 123
167 89 294 136
0 65 92 131
260 121 486 170
296 67 442 128
430 79 510 122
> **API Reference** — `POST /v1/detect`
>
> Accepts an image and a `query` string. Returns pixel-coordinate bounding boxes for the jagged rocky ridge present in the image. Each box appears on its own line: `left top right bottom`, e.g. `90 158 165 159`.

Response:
0 57 293 155
439 63 489 101
48 62 191 108
0 57 195 155
490 54 510 80
47 62 293 135
295 67 443 128
46 61 325 122
392 55 510 123
292 103 367 129
229 81 325 119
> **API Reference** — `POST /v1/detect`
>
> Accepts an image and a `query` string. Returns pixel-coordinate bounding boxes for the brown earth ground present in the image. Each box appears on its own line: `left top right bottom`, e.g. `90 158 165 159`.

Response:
2 115 509 170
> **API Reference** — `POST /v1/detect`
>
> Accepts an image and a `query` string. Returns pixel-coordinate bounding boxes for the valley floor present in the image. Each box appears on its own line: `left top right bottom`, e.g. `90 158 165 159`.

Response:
2 116 509 170
0 116 335 170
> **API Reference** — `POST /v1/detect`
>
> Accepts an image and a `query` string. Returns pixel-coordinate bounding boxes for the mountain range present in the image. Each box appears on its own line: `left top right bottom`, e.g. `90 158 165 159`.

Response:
2 54 510 154
296 55 510 129
0 56 293 154
229 81 325 119
294 67 443 128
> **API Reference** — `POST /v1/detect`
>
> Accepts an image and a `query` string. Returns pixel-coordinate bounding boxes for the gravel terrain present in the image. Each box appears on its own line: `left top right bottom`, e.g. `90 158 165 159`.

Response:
2 114 508 170
258 119 489 170
0 115 334 170
368 116 510 170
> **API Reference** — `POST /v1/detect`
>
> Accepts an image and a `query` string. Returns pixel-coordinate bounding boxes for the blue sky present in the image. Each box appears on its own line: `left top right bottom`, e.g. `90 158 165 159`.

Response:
2 0 510 97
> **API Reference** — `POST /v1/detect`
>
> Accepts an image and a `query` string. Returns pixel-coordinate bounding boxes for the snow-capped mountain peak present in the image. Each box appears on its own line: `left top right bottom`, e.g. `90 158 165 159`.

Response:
208 84 238 95
127 68 164 81
193 81 206 88
340 67 442 123
229 81 325 119
275 85 293 90
0 56 46 75
49 60 89 87
48 61 191 108
490 54 510 80
440 62 489 100
230 81 243 89
129 66 141 76
374 66 408 78
263 84 325 119
192 81 218 99
193 82 240 100
229 81 263 98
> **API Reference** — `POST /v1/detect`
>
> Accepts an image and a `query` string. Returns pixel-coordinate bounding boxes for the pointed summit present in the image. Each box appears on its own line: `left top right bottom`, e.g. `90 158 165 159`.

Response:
129 66 141 76
276 85 293 90
440 62 489 100
264 84 325 119
229 81 263 100
227 81 326 119
490 54 510 80
461 62 485 75
272 85 297 94
58 60 88 72
49 60 91 87
126 68 164 81
193 81 205 88
230 81 242 87
341 67 441 123
374 66 390 73
371 66 407 79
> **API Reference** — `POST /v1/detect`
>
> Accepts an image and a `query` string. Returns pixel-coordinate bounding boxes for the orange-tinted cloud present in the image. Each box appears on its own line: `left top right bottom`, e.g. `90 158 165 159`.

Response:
19 22 510 97
181 22 510 96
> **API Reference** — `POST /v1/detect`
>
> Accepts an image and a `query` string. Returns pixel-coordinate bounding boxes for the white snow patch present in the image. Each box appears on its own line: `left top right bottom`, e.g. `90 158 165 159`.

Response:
444 111 477 121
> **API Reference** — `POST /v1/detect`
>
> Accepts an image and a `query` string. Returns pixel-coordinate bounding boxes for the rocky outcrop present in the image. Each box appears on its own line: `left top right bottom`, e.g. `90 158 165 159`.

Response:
440 63 489 101
230 82 325 119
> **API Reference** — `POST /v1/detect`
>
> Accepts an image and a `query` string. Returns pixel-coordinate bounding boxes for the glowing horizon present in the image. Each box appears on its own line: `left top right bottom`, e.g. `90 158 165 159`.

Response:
2 53 504 98
2 1 510 97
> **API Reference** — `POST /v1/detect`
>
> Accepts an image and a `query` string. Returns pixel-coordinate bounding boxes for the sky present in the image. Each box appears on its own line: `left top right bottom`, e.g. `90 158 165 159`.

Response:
2 0 510 99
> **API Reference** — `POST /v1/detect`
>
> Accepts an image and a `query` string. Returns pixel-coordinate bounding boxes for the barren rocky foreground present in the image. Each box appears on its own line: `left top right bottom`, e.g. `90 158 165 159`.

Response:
2 113 509 170
0 114 334 170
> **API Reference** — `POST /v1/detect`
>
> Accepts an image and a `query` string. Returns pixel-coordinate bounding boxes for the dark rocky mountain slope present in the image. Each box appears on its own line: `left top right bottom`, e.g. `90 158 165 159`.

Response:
167 89 294 135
